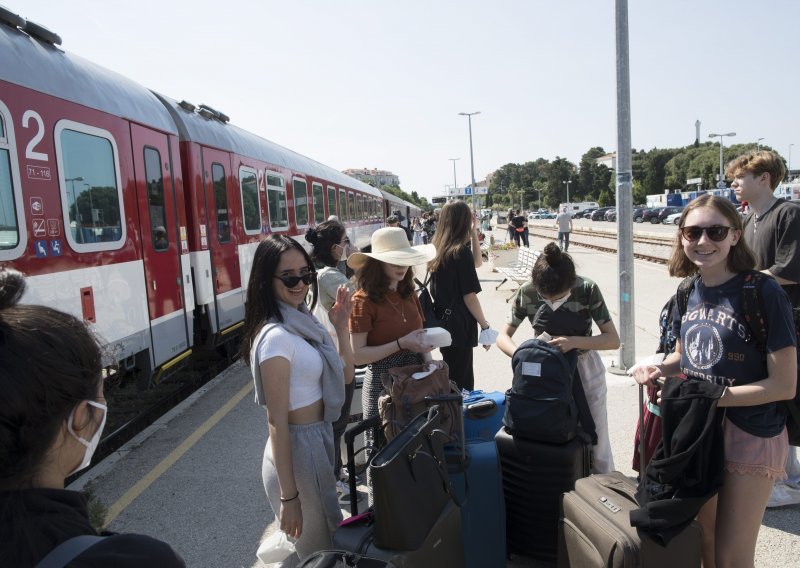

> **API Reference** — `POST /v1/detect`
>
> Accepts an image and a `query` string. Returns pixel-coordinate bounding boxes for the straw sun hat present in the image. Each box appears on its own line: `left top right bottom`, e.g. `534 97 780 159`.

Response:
347 227 435 270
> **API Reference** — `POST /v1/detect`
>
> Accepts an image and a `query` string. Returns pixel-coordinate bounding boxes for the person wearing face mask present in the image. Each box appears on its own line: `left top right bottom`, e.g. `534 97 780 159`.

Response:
305 220 359 505
0 268 185 567
496 242 620 473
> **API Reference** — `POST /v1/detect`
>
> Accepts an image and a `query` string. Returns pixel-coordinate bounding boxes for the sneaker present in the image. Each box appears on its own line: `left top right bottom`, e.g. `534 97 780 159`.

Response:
336 480 363 506
766 482 800 508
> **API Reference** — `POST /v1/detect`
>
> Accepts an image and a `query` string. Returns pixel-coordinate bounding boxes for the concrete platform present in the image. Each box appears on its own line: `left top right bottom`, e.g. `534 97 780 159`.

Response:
71 225 800 567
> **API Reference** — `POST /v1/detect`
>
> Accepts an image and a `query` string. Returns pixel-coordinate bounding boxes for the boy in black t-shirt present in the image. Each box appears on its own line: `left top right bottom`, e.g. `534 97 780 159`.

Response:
727 150 800 507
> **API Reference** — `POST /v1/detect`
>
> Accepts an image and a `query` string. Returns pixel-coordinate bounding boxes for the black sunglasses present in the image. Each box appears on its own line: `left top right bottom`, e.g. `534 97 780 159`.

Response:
274 271 316 288
679 225 733 242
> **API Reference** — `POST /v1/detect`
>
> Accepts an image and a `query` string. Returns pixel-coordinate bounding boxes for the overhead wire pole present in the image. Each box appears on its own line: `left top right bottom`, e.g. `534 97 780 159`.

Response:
459 111 480 212
612 0 635 373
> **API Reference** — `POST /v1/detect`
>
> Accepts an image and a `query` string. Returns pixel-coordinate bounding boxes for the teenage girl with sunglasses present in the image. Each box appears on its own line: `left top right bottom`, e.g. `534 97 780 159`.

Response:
632 194 796 567
241 235 354 564
0 268 185 566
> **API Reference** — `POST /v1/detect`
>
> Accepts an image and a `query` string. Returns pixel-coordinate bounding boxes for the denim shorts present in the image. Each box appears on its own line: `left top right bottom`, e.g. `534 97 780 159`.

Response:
723 418 788 481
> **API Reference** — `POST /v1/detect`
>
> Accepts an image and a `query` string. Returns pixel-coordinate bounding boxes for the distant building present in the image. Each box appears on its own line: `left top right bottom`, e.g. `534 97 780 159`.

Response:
342 168 400 188
595 152 616 170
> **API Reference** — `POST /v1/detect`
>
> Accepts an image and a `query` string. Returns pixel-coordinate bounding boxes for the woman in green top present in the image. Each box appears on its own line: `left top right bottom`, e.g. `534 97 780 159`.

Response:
497 242 620 473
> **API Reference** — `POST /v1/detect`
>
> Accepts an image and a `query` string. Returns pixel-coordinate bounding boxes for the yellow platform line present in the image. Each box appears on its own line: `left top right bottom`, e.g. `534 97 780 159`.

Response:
103 381 254 527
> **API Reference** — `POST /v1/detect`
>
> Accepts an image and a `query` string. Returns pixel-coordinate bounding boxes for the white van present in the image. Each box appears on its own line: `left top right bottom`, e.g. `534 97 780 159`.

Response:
559 202 599 215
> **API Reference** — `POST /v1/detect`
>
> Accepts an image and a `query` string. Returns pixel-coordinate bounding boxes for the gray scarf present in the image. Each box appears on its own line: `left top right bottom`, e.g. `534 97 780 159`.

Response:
268 301 345 423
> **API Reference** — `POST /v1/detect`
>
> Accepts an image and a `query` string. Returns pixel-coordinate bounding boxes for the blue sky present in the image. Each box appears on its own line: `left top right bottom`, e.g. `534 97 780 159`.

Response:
18 1 800 199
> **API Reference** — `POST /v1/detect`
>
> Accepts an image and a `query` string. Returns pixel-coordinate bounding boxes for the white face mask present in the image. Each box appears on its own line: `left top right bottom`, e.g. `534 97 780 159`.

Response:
542 291 571 311
66 400 107 476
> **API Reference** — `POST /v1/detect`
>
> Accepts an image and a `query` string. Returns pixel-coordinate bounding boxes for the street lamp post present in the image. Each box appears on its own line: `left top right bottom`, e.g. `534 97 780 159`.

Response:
448 158 460 200
458 111 480 212
757 137 764 150
562 180 571 206
65 176 84 221
708 132 736 188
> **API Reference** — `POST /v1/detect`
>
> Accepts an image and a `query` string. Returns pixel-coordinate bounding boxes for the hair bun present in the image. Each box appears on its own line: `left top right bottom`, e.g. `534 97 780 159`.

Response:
304 227 318 244
542 242 562 265
0 268 26 310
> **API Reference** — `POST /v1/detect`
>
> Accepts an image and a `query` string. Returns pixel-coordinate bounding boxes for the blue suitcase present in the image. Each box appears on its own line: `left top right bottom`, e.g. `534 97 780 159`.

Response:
462 390 505 442
446 439 506 568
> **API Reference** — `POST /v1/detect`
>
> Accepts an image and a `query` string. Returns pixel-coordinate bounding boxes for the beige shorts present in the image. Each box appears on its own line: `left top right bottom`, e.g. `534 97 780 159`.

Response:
723 418 788 481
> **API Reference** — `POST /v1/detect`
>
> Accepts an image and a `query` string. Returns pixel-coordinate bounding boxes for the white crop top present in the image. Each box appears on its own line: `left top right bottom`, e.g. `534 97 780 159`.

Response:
253 325 324 410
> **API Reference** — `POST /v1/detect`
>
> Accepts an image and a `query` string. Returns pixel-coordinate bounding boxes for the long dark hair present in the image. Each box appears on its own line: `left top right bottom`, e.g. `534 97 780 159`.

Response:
0 269 103 488
356 258 415 303
240 235 317 365
666 194 756 277
429 200 472 272
306 219 345 268
531 242 577 296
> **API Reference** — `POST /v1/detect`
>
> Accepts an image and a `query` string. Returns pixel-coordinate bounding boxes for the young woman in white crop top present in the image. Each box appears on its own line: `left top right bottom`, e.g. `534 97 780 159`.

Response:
241 235 354 565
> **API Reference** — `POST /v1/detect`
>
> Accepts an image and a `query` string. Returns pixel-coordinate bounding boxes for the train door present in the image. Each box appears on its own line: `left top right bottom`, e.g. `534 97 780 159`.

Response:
130 124 190 367
201 146 242 332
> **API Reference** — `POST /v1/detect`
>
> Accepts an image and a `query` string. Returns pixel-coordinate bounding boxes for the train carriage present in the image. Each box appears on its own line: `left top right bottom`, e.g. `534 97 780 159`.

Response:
0 10 392 386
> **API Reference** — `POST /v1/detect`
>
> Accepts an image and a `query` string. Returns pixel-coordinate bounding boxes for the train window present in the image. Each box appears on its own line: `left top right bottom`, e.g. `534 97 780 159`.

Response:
266 173 288 230
143 147 168 251
327 186 336 218
360 194 366 220
312 182 324 224
348 191 355 222
292 178 308 227
239 166 261 235
0 113 18 251
56 121 125 252
339 189 346 219
211 163 230 243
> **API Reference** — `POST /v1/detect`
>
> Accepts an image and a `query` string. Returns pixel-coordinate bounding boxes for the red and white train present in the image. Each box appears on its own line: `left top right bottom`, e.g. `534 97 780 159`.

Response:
0 10 422 385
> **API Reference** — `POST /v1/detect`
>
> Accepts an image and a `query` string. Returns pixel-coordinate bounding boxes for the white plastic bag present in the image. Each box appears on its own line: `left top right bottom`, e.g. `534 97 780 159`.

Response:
256 530 296 564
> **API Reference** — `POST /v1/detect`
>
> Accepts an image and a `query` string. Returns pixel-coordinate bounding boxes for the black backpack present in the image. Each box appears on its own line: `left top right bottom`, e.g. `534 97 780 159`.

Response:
512 215 524 229
676 271 800 446
502 338 597 444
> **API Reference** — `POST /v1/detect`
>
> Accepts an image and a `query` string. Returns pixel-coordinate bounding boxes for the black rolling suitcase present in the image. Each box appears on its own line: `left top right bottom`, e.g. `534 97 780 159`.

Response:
495 427 591 560
332 501 463 567
333 410 465 567
557 383 704 567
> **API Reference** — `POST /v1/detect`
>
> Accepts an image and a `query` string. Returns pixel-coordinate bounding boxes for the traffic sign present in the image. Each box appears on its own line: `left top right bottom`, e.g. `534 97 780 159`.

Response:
464 186 473 195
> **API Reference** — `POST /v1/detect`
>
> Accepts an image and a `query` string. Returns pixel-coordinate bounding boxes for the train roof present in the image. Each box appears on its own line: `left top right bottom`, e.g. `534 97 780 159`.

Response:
378 188 421 212
155 94 382 198
0 18 177 134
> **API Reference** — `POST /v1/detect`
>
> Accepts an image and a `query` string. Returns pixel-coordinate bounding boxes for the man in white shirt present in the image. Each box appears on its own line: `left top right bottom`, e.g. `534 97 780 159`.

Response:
555 207 573 251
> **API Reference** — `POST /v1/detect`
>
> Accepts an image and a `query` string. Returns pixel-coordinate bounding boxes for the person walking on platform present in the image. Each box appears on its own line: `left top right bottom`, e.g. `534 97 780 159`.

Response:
241 236 354 564
632 195 796 568
555 205 573 251
428 200 493 391
306 220 360 506
726 151 800 508
496 243 620 473
411 216 425 246
0 268 186 567
506 208 516 244
347 228 438 488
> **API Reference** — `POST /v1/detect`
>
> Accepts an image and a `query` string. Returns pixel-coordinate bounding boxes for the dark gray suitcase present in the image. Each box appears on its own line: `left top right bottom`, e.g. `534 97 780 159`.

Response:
332 501 464 567
559 471 703 567
495 427 591 560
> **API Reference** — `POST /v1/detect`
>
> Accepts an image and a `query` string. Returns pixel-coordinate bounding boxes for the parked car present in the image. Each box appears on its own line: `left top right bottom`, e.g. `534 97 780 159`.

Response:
605 208 618 222
642 208 664 224
573 208 594 219
590 207 615 221
656 206 684 224
633 207 651 223
664 212 682 225
540 212 555 219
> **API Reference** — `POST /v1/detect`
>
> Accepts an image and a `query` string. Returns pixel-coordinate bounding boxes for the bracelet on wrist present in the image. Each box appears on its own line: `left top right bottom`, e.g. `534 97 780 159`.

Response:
481 322 490 330
396 338 402 351
280 491 299 503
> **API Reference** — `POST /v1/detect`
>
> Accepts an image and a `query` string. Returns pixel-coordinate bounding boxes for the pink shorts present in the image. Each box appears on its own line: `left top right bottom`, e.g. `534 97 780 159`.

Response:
723 418 788 481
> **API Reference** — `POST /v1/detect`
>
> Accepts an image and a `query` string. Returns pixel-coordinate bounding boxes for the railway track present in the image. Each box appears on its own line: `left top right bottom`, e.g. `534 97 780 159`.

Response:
526 224 673 264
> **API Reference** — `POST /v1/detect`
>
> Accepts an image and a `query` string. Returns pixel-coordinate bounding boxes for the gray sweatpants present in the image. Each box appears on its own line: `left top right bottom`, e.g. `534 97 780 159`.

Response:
262 421 343 566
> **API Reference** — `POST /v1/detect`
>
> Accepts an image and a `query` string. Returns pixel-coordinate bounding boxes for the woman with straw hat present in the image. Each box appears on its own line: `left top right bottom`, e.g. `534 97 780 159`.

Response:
347 228 438 467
